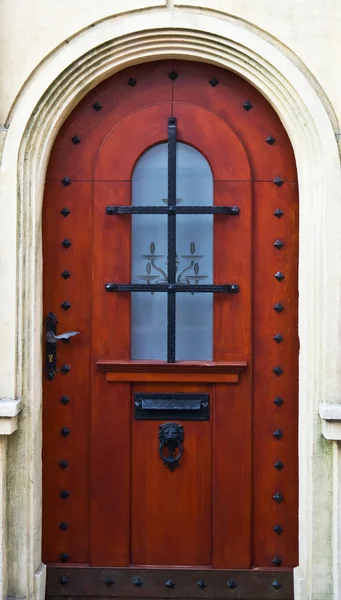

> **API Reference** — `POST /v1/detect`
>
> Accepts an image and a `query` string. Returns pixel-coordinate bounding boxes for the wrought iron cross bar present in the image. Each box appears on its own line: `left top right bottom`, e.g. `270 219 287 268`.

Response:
105 116 240 363
106 206 240 215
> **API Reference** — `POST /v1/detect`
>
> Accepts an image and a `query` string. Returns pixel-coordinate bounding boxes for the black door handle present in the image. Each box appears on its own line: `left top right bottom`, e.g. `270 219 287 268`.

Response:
45 312 80 380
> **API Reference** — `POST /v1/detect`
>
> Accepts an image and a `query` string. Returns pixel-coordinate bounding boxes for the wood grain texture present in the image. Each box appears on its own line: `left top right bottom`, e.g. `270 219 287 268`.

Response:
131 383 212 566
172 60 296 182
42 182 92 563
43 61 298 586
252 182 298 567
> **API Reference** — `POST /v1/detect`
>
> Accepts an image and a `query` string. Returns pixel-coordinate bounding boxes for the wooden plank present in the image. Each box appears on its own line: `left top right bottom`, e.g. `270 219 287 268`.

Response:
46 565 294 599
212 380 252 568
105 372 239 383
42 182 92 564
213 182 252 361
252 182 298 568
90 378 131 566
131 383 212 566
97 360 247 373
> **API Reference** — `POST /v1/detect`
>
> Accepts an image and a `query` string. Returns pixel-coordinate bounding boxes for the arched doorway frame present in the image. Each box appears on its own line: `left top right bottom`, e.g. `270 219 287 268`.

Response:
1 7 340 600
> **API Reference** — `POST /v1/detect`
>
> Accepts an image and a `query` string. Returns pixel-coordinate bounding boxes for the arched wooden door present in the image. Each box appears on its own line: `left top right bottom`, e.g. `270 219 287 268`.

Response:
43 61 298 600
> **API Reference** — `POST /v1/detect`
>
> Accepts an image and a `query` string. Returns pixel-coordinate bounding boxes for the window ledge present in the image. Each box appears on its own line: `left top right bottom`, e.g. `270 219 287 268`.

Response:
97 360 247 383
0 398 22 435
319 403 341 440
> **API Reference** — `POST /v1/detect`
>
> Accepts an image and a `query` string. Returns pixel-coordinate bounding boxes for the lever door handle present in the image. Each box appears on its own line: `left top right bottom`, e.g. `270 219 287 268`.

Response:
45 312 80 380
46 331 80 343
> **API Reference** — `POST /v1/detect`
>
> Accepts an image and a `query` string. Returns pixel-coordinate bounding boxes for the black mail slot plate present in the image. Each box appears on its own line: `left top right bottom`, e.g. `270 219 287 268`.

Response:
134 393 210 421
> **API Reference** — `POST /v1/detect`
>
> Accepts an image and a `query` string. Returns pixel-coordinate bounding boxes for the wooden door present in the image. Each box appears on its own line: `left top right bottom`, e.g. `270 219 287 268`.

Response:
43 61 298 600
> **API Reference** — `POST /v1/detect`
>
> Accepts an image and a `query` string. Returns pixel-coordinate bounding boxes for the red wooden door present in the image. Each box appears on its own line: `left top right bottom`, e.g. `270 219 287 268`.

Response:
43 61 298 600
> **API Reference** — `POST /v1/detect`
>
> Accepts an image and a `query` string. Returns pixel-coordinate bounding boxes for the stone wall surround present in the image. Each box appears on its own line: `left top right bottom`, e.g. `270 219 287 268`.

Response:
0 4 340 600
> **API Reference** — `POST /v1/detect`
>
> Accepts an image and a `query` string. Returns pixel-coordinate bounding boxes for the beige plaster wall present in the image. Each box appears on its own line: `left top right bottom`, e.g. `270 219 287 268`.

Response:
0 0 340 129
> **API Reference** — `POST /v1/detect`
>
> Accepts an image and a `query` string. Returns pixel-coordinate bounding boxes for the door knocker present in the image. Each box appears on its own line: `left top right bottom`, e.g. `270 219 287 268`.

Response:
158 423 184 472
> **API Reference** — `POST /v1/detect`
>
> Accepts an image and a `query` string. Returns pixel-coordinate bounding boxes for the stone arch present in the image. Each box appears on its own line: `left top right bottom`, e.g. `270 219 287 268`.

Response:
1 8 340 600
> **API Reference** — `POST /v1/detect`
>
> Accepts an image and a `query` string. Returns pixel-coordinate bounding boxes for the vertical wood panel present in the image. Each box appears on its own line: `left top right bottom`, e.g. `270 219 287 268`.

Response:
42 182 92 563
212 378 252 568
90 378 131 566
91 181 132 565
214 182 252 361
252 182 298 567
131 383 212 567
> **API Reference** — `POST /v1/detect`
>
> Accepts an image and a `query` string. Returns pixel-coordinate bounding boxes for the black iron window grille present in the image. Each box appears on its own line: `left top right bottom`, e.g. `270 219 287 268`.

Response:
105 117 240 363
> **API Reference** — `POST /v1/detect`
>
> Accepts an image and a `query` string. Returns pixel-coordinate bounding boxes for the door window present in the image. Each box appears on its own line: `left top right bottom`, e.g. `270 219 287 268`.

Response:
131 142 213 361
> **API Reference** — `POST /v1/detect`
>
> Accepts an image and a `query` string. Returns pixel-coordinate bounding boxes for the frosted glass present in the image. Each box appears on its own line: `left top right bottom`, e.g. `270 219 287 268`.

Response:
175 144 213 360
131 144 168 360
131 142 213 361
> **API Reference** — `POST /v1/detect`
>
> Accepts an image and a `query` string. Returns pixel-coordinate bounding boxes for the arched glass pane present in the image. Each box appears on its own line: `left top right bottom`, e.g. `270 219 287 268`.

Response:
176 144 213 360
131 142 213 360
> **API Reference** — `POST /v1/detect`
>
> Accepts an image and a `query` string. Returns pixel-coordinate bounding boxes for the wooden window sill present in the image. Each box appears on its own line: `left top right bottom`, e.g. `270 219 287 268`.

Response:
96 360 247 383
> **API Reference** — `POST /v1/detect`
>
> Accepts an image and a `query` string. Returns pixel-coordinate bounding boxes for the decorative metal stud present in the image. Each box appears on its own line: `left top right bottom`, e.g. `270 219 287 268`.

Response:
272 556 282 567
61 270 71 280
273 524 284 535
60 207 70 218
227 579 237 589
273 366 283 376
59 521 68 531
274 239 285 250
132 576 144 588
60 576 69 585
165 580 175 588
60 489 70 499
61 364 71 374
61 301 71 311
60 552 70 562
128 77 137 87
266 135 276 145
92 101 102 111
60 427 70 437
273 334 284 343
71 135 81 145
274 208 284 219
272 580 282 590
273 176 284 187
197 580 207 590
61 177 71 187
242 100 253 111
273 492 284 504
59 459 69 469
274 271 285 282
104 576 115 586
60 395 70 405
274 302 284 313
209 77 219 87
273 429 284 439
273 396 284 407
62 239 72 249
274 461 284 470
168 71 178 80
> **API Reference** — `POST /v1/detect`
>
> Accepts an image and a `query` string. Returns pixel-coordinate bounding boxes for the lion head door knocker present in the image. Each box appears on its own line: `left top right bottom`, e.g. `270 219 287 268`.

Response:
158 423 184 472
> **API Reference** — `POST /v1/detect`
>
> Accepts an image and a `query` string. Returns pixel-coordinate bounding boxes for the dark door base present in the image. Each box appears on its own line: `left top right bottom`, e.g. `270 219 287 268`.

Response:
46 566 294 599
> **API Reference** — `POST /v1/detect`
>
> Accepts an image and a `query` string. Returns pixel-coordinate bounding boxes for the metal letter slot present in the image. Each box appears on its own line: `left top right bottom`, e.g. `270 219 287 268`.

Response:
134 393 209 421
